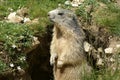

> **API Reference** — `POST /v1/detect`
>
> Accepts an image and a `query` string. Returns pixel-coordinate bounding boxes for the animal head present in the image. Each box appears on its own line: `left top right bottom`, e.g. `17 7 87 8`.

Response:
48 8 78 28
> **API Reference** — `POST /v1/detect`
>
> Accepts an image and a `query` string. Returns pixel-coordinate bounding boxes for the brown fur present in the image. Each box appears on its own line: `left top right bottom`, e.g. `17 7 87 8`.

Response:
48 8 92 80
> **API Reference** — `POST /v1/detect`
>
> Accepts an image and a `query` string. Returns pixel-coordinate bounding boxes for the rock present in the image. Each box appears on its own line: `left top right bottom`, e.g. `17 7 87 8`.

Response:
25 18 39 24
16 7 29 17
96 58 104 66
23 17 31 23
98 47 103 53
71 3 79 7
6 7 39 24
84 41 92 52
64 0 84 7
7 12 23 23
32 36 40 46
104 47 113 54
71 0 84 7
110 58 115 62
107 37 120 54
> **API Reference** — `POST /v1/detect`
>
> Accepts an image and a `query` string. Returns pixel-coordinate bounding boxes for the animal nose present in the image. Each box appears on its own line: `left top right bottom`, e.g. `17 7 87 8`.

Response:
48 14 50 17
48 12 50 17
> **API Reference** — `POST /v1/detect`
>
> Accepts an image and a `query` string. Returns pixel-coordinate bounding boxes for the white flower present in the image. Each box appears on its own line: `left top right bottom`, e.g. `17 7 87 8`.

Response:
6 36 9 38
10 63 14 68
17 66 21 70
20 35 24 39
20 56 26 61
64 1 71 5
12 44 17 48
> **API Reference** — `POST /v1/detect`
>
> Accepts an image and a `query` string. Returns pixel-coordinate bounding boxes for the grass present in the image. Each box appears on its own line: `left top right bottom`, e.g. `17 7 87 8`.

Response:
82 64 120 80
0 0 68 37
0 60 8 73
76 0 120 36
0 0 66 27
0 22 33 71
0 0 120 79
75 0 120 80
0 22 33 48
0 0 66 74
93 1 120 36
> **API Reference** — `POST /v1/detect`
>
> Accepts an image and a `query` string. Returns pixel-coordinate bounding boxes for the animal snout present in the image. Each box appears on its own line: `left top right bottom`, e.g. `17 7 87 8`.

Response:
48 12 55 21
47 12 50 17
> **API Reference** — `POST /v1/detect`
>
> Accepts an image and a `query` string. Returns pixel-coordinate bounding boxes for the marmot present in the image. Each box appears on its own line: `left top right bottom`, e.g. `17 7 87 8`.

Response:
48 8 92 80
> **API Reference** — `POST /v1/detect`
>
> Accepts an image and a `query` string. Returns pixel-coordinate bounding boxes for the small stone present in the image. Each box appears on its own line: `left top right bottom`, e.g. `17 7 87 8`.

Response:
110 58 115 62
0 51 3 54
8 12 16 19
71 3 79 7
98 47 103 52
16 7 28 17
32 37 40 46
104 47 113 54
84 41 92 52
7 12 23 23
96 58 104 66
71 0 83 7
23 17 31 23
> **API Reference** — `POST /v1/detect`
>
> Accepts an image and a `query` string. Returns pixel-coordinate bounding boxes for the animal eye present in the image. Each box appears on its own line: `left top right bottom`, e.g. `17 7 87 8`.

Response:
58 12 64 16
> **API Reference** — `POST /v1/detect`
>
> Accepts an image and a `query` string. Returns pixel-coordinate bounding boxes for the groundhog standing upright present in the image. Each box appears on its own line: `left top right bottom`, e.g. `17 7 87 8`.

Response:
48 8 92 80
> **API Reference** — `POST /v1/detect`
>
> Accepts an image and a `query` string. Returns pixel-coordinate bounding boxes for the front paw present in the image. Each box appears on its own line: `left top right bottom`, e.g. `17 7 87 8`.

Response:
57 60 64 68
50 53 57 66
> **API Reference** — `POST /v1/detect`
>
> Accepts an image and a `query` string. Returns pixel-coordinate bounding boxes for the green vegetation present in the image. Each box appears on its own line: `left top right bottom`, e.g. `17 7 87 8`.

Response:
0 22 33 72
75 0 120 80
0 0 66 26
0 22 33 48
76 0 120 36
76 0 98 24
0 60 8 73
94 2 120 35
0 0 120 80
0 0 65 74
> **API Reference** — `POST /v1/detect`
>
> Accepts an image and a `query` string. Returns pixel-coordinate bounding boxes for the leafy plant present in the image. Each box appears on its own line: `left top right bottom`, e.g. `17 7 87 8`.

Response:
0 60 8 73
0 0 66 74
75 0 98 24
0 22 33 73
